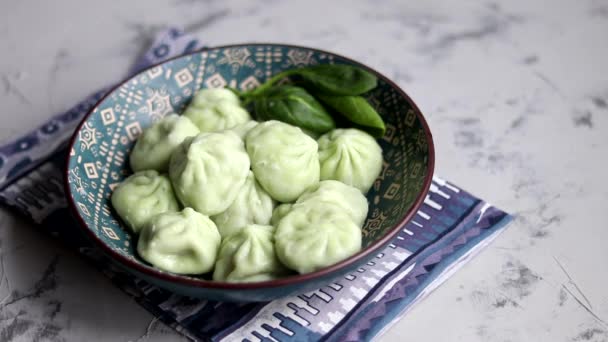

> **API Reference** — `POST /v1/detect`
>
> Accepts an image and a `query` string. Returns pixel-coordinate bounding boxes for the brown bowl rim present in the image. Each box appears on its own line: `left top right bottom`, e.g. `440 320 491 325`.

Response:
64 43 435 290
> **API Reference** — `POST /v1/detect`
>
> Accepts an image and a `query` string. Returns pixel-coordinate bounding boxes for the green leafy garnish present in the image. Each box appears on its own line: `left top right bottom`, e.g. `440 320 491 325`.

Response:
253 86 335 134
236 64 386 137
316 94 386 138
296 64 377 96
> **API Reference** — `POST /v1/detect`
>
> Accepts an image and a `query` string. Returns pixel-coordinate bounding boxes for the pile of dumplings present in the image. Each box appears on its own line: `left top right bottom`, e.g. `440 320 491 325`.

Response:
111 88 383 282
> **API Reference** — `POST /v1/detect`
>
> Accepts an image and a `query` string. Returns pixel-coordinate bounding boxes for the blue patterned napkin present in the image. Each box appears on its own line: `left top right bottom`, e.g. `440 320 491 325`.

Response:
0 28 512 341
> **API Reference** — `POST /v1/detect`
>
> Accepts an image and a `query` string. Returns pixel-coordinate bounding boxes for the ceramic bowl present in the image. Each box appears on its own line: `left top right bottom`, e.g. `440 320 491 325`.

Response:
64 44 434 302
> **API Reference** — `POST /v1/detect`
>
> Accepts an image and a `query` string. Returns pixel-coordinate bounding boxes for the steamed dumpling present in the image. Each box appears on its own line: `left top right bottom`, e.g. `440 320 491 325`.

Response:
211 171 275 238
213 224 288 282
275 202 362 274
270 203 292 227
111 170 179 234
183 88 251 132
169 131 250 216
137 208 221 274
188 87 240 106
246 120 320 202
129 114 200 172
228 120 258 139
318 128 383 193
295 180 368 226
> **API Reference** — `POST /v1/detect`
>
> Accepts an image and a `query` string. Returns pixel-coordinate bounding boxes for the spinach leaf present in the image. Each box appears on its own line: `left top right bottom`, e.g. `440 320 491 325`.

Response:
296 64 377 96
241 69 299 99
316 94 386 137
253 86 335 134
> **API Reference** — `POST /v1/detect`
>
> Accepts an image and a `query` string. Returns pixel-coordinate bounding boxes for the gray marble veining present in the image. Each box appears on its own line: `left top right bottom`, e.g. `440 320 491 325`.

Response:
1 0 607 341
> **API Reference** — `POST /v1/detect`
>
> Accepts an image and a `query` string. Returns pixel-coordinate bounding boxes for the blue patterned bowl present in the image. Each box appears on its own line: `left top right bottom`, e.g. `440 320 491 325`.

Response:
65 44 434 302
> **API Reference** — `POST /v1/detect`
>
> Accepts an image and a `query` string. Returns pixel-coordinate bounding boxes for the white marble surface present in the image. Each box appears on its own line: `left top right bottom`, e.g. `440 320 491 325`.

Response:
1 0 608 340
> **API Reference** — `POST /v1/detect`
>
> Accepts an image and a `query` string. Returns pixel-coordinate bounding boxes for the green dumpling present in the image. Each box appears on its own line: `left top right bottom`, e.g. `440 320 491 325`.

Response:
213 224 288 282
246 120 320 202
183 88 251 132
270 180 368 229
138 208 221 274
318 128 383 193
270 203 293 227
275 202 362 274
111 170 179 234
129 114 200 172
188 87 240 106
295 180 368 226
211 171 275 238
169 131 250 216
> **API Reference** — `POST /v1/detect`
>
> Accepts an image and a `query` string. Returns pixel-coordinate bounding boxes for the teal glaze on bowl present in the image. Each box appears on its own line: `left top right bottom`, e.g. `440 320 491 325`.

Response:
65 44 434 302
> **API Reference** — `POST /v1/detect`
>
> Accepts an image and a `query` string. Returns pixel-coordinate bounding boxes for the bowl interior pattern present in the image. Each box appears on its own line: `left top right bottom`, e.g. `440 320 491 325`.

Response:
66 45 431 281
